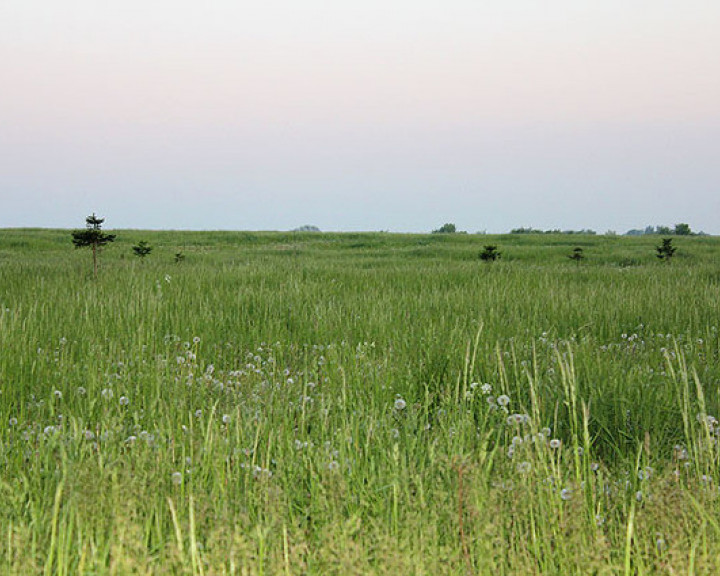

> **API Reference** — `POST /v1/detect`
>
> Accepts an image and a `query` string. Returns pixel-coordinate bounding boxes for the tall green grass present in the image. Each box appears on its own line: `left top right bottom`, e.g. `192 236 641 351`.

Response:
0 229 719 574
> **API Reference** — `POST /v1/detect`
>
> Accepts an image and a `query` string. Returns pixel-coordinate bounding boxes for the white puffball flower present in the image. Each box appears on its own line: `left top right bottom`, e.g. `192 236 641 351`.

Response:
394 398 407 411
497 395 510 407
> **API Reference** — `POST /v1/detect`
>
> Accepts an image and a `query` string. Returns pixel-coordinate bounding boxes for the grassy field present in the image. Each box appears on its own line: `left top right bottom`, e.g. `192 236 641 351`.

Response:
1 228 719 574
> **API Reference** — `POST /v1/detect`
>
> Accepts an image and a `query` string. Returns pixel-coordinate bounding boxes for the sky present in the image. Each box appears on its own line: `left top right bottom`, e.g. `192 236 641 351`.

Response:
1 1 719 233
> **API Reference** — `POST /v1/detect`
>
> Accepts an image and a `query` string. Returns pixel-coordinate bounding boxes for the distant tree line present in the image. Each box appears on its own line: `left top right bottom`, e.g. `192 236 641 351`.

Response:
624 224 706 236
510 227 597 235
432 222 707 237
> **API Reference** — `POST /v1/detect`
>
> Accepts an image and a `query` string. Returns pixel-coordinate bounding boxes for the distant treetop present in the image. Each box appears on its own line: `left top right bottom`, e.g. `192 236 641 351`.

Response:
432 223 457 234
292 225 321 232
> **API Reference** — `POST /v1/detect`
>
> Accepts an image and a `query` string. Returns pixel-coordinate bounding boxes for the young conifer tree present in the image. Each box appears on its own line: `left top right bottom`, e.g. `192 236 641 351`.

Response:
71 213 116 277
479 245 501 262
568 247 585 265
132 240 153 260
656 238 676 263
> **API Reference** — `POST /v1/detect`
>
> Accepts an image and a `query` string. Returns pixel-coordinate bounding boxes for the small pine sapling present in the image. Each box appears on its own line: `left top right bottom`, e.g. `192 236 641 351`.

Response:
71 213 116 277
568 247 585 265
132 240 153 260
656 238 676 263
479 245 501 262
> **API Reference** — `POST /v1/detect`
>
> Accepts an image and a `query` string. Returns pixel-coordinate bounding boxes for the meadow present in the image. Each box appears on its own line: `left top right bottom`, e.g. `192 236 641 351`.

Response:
1 228 719 575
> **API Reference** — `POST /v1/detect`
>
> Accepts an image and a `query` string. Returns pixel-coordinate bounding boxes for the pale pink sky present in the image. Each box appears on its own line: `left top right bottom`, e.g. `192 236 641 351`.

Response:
2 1 719 232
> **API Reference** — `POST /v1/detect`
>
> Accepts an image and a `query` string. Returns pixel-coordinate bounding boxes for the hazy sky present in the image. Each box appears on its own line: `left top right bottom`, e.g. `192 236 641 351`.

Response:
2 1 719 233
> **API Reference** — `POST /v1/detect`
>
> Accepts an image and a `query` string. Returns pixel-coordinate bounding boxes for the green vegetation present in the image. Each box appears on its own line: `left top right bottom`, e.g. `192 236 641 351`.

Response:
432 223 457 234
1 229 719 574
132 240 153 260
656 238 677 263
70 214 116 277
479 244 501 262
568 246 585 265
626 223 703 237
